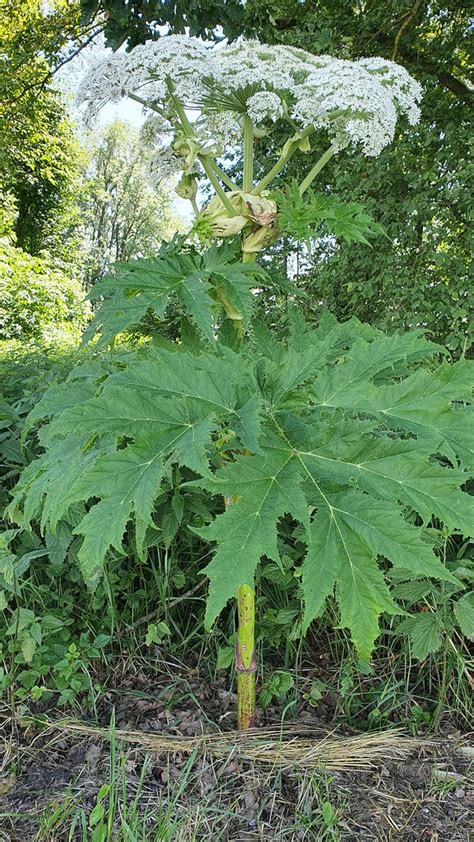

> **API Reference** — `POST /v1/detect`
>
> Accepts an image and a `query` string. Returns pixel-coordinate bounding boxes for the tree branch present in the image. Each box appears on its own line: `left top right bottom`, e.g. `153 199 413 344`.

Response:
51 28 105 77
391 0 424 61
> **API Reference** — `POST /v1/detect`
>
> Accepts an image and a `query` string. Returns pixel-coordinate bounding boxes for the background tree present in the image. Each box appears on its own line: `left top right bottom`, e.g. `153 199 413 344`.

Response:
80 121 182 285
77 0 244 47
0 0 88 256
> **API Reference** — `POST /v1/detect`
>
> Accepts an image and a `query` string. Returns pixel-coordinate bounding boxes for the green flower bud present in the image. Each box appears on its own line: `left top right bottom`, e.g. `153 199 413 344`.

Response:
241 192 278 226
202 193 248 237
172 135 200 171
210 215 249 237
176 173 198 200
242 224 278 253
202 190 278 240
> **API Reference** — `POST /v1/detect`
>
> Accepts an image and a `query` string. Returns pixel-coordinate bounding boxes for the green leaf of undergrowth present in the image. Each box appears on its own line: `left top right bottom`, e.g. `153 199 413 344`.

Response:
398 612 444 660
453 593 474 639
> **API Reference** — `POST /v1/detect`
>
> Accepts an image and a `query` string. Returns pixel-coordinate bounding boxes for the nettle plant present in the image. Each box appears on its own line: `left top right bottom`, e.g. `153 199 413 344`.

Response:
7 38 473 728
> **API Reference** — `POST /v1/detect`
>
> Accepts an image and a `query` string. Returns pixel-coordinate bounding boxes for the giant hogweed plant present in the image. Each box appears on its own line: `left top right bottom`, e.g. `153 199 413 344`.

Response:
6 38 473 728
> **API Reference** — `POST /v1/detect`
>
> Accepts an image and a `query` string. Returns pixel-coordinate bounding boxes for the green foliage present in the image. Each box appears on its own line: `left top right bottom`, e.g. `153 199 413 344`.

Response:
259 669 294 707
277 184 385 248
0 1 86 257
453 593 474 640
8 287 472 662
0 239 90 341
0 340 81 509
84 240 269 345
79 0 247 48
0 348 211 706
0 610 110 706
392 537 474 661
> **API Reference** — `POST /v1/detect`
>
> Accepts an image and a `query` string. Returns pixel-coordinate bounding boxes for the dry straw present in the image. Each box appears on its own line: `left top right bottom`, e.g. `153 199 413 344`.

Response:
53 720 423 772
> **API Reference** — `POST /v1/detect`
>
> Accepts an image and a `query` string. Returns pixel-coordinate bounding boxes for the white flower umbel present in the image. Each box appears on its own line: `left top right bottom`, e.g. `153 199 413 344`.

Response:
76 52 130 124
76 36 421 236
139 113 173 148
148 145 186 187
206 40 302 93
77 37 421 155
358 57 422 125
197 112 243 153
246 91 283 125
292 62 401 156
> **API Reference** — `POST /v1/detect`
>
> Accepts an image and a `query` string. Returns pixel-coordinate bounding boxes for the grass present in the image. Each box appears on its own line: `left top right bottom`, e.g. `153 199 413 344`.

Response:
21 725 348 840
2 705 471 841
47 719 423 772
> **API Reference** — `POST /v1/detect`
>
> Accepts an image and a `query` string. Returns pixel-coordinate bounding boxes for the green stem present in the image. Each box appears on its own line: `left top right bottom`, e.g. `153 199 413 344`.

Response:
254 126 313 194
207 159 240 193
166 78 238 216
235 240 256 730
127 92 167 118
165 77 194 133
200 159 239 216
236 583 256 730
243 115 254 192
298 144 337 195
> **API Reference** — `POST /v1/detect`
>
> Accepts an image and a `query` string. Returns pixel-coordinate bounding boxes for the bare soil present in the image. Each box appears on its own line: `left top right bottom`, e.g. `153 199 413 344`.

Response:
0 670 472 841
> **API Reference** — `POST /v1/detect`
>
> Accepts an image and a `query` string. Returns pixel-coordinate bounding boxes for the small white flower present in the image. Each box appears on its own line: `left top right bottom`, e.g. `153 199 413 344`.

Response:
246 91 283 124
147 145 185 186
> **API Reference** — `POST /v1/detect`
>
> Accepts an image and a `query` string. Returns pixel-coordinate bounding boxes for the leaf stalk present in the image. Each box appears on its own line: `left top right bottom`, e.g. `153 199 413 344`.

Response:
254 126 314 194
298 144 337 195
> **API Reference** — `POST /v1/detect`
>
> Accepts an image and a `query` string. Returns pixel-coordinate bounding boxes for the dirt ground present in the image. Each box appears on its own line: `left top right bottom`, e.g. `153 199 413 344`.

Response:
1 672 472 841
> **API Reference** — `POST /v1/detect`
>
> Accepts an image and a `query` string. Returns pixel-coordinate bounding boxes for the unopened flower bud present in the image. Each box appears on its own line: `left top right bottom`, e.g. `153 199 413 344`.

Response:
241 193 278 226
176 173 198 200
242 224 278 253
201 193 249 237
210 215 249 237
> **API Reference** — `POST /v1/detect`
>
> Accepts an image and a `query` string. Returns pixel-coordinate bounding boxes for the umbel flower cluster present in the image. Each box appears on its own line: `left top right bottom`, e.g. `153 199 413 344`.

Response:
77 37 421 248
78 37 421 154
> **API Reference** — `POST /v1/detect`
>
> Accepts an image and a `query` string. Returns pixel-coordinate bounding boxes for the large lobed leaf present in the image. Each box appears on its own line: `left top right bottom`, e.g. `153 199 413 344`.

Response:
84 241 268 346
9 313 473 660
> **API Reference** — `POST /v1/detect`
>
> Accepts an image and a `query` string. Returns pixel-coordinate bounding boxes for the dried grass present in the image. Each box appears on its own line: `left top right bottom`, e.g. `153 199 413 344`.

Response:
49 719 424 771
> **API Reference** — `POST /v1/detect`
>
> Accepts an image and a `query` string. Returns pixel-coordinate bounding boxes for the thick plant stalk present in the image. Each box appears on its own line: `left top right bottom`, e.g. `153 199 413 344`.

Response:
236 583 257 729
224 493 257 730
243 115 254 192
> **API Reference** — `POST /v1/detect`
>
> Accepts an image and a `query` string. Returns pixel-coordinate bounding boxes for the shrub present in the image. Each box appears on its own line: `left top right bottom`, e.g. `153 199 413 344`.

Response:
0 239 90 341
